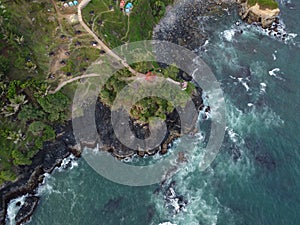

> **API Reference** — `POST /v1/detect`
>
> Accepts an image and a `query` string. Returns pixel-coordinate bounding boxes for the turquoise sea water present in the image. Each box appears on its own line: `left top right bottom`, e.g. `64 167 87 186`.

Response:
8 1 300 225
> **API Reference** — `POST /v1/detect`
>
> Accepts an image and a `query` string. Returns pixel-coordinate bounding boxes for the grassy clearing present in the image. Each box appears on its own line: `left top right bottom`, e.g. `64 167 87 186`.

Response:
61 47 100 76
0 0 74 184
248 0 279 9
82 0 173 48
1 0 59 81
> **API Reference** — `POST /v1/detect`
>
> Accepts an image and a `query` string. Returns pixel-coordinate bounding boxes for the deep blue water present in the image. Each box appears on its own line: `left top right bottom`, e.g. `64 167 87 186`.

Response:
7 0 300 224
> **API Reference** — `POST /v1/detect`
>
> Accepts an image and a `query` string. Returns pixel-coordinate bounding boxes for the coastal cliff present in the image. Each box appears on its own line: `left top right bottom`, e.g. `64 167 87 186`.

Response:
237 0 280 28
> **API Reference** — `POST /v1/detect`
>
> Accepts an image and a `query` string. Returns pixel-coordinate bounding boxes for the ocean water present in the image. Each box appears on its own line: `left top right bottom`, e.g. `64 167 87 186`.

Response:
7 1 300 224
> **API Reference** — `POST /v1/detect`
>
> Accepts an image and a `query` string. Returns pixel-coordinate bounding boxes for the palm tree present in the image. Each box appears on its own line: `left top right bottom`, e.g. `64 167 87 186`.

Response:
14 35 24 45
1 95 28 117
6 129 25 144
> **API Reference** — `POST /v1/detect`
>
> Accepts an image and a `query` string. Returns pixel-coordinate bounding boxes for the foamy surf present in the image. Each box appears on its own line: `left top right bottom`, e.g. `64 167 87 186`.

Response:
58 154 79 172
151 107 222 225
6 195 28 225
158 222 177 225
268 68 285 80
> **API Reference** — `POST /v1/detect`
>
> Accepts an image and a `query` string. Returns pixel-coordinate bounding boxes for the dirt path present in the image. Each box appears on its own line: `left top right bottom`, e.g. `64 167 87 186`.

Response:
77 0 142 75
121 15 130 41
49 0 145 93
49 0 183 94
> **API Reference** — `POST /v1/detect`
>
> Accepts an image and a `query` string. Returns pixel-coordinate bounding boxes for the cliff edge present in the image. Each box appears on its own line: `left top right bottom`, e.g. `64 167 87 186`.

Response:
238 0 280 28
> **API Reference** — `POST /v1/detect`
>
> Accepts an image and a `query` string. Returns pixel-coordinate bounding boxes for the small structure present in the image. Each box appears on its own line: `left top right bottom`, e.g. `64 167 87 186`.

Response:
75 30 82 35
63 2 69 7
68 1 74 7
125 2 133 14
73 0 78 5
120 0 125 9
97 19 103 25
75 41 81 46
91 41 98 47
60 60 66 65
145 71 156 81
180 81 188 90
48 51 55 56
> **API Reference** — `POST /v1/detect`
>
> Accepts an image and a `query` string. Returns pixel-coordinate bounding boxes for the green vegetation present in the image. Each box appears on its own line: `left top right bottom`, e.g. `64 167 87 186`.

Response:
82 0 197 124
61 47 100 76
100 64 195 123
0 0 189 185
0 0 85 184
248 0 279 9
0 0 58 80
82 0 173 48
0 74 70 184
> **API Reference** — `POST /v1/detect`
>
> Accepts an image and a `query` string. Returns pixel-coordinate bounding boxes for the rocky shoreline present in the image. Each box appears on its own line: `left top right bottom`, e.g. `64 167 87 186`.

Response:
0 121 77 224
0 81 203 224
0 0 283 223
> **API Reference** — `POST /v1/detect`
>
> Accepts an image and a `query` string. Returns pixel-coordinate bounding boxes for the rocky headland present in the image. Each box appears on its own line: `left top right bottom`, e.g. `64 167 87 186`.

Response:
238 0 280 28
0 82 203 224
0 0 282 223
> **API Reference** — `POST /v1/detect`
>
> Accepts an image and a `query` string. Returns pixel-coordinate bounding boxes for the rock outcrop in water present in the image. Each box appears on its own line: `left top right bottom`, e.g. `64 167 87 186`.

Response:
15 196 39 225
238 0 280 28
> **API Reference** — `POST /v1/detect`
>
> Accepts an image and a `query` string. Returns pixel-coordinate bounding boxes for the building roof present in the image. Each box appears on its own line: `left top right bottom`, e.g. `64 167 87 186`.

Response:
126 2 133 8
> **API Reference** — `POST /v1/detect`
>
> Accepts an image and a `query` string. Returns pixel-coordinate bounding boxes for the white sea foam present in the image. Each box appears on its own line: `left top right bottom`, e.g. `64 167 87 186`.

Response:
37 175 60 196
6 194 28 225
222 29 236 42
268 68 285 80
260 82 267 93
237 77 250 92
58 154 79 172
272 50 277 60
151 110 221 224
268 68 280 77
158 222 177 225
226 99 284 137
37 154 79 196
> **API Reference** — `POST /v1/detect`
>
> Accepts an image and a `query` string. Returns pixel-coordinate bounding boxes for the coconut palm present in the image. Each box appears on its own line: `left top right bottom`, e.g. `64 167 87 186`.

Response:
6 129 25 144
1 94 28 117
14 35 24 45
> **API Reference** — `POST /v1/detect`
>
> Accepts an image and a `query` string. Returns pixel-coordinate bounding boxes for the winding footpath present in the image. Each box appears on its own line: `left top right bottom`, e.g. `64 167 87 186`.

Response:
50 0 182 93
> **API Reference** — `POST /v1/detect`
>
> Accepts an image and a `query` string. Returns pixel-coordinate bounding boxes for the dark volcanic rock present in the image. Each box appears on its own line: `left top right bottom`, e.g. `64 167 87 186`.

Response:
15 196 39 225
93 88 202 158
154 0 234 50
0 87 202 224
255 153 276 170
0 121 76 224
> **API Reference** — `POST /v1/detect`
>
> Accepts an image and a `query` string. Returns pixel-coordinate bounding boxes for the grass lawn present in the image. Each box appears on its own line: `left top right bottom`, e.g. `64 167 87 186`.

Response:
3 0 59 81
248 0 279 9
82 0 173 49
61 47 100 76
